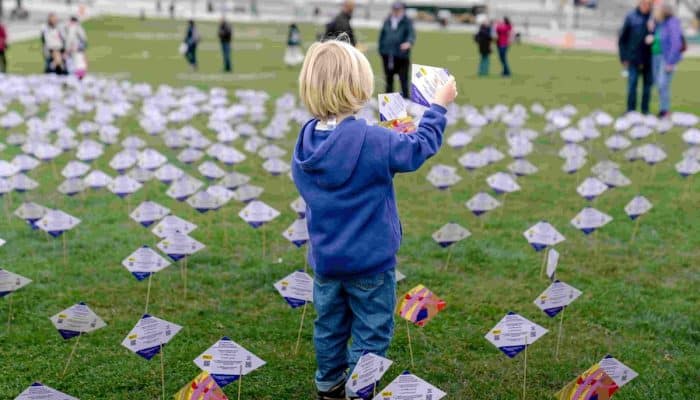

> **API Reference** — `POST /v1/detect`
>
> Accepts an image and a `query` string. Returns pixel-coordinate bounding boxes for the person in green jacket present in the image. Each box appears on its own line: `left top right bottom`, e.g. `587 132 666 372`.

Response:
378 2 416 99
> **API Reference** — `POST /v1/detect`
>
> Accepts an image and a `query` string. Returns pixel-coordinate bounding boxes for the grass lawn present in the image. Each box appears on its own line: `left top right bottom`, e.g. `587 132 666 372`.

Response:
1 16 699 399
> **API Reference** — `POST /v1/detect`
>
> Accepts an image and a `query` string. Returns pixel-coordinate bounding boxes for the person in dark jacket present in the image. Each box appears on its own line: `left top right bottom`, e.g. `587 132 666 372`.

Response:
619 0 653 114
218 18 232 72
378 2 416 99
474 15 492 76
184 19 200 71
325 0 355 46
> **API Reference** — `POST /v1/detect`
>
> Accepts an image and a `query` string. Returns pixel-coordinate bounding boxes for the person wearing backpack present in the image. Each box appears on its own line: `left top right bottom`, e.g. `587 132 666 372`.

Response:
649 3 684 118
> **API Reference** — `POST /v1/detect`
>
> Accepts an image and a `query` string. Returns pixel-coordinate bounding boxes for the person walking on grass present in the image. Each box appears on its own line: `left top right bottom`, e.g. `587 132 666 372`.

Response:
378 1 415 99
0 20 7 73
218 18 232 72
650 3 684 118
495 16 513 77
284 23 304 67
474 14 492 77
325 0 356 46
292 39 457 400
64 16 88 79
619 0 653 114
183 19 200 71
41 13 66 75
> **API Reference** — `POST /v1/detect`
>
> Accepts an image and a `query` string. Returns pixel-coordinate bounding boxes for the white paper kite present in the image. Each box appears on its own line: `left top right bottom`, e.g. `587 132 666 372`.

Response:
598 355 639 388
258 144 287 160
198 161 226 180
130 201 170 227
374 371 446 400
157 232 205 261
290 196 307 218
14 202 48 229
193 337 266 387
624 195 652 220
128 167 154 183
432 222 470 248
560 128 584 143
122 245 171 281
152 215 197 238
232 184 264 203
239 200 280 228
576 177 608 201
534 280 582 317
426 164 461 190
486 172 520 194
177 148 204 164
109 175 143 198
154 163 185 183
0 159 20 178
447 131 472 149
58 178 86 196
465 192 500 216
571 207 612 235
484 312 548 358
11 173 38 192
546 248 559 280
347 352 393 399
50 302 106 340
206 185 234 204
283 218 309 248
640 144 667 165
263 158 291 176
219 171 251 190
597 168 631 188
458 152 487 171
480 146 505 164
523 221 565 251
76 140 103 162
508 159 538 176
167 176 203 201
605 134 631 151
0 269 32 297
138 148 168 170
11 154 40 172
37 209 80 237
83 170 113 189
187 190 224 213
15 383 78 400
676 157 700 177
121 314 182 360
274 270 313 308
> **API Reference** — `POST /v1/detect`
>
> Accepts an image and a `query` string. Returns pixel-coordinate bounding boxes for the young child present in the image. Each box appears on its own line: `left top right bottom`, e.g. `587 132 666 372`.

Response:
291 40 457 400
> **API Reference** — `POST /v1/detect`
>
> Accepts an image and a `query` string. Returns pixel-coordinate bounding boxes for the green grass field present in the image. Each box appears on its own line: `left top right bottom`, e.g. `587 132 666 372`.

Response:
1 16 699 399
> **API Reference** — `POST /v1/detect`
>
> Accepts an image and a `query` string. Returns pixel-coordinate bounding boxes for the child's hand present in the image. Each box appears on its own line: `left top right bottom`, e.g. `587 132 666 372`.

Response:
433 76 458 108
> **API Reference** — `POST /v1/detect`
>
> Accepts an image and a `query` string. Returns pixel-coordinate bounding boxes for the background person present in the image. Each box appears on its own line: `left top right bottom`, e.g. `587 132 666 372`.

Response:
183 19 200 71
218 18 232 72
378 1 415 99
324 0 355 45
41 13 66 74
64 16 88 79
495 16 513 77
0 19 7 73
651 3 684 118
619 0 653 114
284 23 304 67
474 14 493 77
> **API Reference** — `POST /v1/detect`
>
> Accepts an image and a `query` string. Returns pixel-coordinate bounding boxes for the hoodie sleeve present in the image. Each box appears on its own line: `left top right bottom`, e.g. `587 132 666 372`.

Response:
388 104 447 174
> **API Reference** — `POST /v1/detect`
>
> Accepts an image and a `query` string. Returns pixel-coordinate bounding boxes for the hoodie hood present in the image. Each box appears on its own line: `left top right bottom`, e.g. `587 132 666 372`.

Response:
293 116 366 189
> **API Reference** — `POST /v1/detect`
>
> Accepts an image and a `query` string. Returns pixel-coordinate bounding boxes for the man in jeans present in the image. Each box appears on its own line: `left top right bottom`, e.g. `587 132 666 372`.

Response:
378 1 415 99
618 0 653 114
218 17 232 72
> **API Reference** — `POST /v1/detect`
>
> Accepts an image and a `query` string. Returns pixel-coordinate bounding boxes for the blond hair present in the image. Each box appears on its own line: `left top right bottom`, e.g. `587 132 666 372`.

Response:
299 40 374 120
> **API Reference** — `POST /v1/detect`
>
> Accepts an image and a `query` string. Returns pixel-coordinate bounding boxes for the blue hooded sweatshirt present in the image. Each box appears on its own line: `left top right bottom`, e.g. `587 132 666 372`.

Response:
292 104 447 279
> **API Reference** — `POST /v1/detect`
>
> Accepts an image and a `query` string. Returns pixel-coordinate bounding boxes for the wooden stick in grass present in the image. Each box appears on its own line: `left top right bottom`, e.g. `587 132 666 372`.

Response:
60 334 81 378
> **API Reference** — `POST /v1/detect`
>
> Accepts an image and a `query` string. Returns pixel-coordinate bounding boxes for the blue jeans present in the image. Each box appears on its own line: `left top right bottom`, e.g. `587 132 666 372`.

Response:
313 269 396 394
626 62 652 114
497 46 511 76
478 54 490 76
652 54 673 113
221 42 232 72
185 45 197 67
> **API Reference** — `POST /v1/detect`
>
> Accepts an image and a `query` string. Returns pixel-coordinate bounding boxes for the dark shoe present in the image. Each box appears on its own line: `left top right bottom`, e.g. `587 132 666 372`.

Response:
317 381 346 400
658 110 669 119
